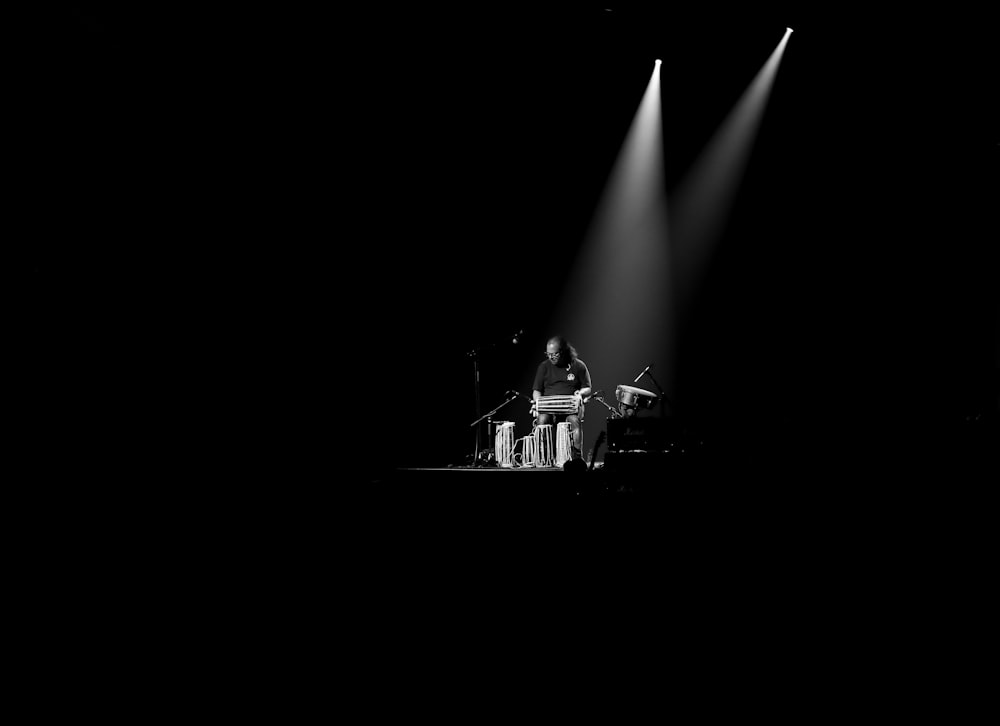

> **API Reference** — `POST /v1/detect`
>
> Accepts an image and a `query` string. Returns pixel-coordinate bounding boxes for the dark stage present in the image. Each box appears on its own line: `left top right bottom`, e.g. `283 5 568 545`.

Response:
17 7 998 490
15 7 997 698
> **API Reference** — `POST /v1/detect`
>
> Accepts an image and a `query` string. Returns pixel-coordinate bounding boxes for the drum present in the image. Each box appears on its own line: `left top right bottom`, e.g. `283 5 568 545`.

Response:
616 384 658 410
555 422 573 468
534 395 580 416
515 434 533 468
494 421 516 469
534 424 555 468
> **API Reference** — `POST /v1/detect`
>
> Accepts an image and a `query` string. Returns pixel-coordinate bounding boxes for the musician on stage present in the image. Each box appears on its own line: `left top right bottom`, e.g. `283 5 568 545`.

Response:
531 336 592 461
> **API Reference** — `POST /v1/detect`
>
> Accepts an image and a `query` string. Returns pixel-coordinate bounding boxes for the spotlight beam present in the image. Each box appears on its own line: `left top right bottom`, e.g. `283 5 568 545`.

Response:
550 60 674 437
671 29 794 316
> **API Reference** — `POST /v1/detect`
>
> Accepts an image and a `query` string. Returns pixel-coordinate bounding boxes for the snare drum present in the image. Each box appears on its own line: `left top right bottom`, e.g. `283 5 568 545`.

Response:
616 384 658 410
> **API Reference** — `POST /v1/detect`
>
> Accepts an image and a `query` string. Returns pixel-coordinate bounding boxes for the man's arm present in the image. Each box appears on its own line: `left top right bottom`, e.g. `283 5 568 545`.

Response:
577 361 593 400
531 362 546 406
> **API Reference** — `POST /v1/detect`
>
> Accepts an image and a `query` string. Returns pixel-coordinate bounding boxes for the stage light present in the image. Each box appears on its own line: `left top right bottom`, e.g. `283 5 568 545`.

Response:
787 27 794 33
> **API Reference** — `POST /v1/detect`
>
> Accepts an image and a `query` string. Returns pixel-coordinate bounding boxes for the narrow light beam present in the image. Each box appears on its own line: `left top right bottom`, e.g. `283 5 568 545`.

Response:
671 29 793 318
549 61 673 445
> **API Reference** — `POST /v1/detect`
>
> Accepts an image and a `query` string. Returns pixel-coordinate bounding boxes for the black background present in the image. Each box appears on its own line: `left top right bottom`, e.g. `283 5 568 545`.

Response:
11 9 997 697
18 6 997 479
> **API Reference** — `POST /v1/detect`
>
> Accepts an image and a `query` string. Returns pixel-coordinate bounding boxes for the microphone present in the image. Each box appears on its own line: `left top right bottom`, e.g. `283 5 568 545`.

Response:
634 364 652 383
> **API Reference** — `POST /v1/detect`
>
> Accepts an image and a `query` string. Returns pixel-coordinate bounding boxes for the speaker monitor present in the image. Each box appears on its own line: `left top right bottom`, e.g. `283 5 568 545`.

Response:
606 417 682 452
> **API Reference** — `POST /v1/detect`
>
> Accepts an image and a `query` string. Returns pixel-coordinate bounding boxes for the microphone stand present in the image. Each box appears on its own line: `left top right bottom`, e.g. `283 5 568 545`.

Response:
469 392 521 467
465 330 525 465
642 369 674 418
588 390 623 419
467 346 485 463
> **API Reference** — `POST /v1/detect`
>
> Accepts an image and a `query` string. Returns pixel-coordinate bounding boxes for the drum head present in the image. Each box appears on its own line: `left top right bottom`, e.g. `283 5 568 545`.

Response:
617 385 657 397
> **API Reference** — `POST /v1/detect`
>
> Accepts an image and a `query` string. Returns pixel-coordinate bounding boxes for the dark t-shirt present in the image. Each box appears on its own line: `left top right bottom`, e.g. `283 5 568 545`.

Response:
533 358 592 397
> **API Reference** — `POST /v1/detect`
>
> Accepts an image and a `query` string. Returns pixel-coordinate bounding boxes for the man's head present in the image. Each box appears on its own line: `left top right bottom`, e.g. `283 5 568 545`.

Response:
545 336 576 366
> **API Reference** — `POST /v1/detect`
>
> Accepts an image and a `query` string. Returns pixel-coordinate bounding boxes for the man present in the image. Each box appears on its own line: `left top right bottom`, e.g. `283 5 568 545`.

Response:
532 336 592 461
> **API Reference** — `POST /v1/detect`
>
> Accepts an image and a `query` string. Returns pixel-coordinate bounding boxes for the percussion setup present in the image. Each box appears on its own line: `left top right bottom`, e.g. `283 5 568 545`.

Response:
493 420 574 469
488 395 580 469
468 347 672 468
479 380 664 468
